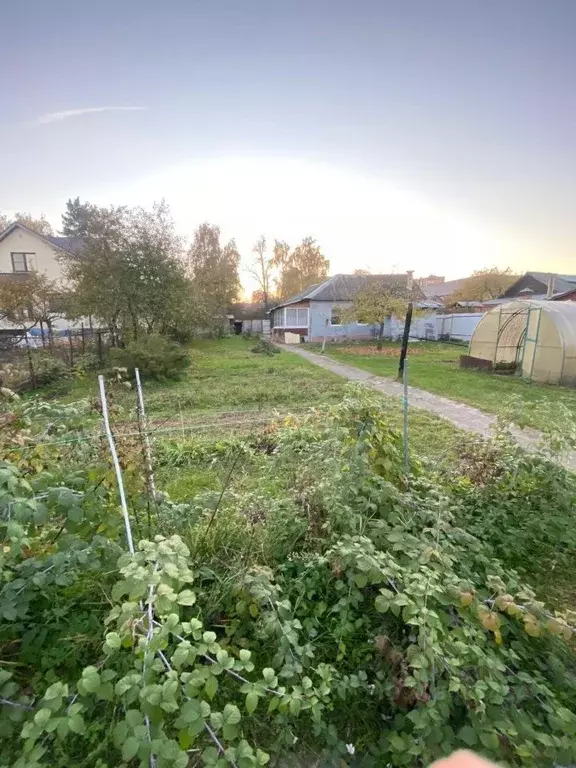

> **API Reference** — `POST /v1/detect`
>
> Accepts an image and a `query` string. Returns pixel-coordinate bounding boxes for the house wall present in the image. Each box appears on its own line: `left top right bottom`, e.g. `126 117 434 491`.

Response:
308 301 441 342
0 229 65 281
309 301 374 341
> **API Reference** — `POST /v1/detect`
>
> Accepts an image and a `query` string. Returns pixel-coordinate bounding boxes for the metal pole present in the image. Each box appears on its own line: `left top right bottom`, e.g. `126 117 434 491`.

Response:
98 374 135 554
134 367 157 504
403 359 409 475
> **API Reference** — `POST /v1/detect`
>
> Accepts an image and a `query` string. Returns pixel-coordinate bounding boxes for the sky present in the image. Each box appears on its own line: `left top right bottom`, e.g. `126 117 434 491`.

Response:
2 0 576 291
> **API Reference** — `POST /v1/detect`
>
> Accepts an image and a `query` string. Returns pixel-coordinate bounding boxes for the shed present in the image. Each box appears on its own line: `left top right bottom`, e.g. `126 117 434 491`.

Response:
469 300 576 385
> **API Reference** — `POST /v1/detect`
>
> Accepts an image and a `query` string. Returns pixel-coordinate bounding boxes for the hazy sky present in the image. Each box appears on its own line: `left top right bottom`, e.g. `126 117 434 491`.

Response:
2 0 575 285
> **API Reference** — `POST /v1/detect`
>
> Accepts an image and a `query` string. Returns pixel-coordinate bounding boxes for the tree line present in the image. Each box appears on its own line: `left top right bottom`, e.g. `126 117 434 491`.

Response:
0 202 331 338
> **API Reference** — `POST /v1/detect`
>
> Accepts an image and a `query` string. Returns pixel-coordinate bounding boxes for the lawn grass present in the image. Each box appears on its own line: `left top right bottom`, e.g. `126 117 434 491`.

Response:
308 340 576 430
55 337 348 417
40 337 466 498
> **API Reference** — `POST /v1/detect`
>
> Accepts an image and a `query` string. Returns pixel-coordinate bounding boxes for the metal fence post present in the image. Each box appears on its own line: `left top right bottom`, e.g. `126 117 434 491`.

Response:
134 367 157 507
403 359 409 475
98 374 135 554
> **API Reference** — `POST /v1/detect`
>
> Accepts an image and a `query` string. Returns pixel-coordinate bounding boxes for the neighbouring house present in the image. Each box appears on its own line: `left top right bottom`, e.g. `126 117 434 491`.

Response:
502 272 576 302
0 221 83 282
270 273 431 343
419 277 469 306
228 302 271 335
0 221 84 331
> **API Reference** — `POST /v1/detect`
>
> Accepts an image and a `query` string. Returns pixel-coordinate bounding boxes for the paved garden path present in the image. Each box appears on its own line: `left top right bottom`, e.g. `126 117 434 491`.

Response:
282 344 576 469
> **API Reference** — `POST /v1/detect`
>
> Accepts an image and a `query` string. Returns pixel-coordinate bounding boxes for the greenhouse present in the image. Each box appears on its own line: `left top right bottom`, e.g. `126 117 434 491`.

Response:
469 300 576 385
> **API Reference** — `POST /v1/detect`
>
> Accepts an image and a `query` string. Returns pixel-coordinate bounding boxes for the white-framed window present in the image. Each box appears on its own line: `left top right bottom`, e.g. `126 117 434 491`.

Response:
330 307 342 326
285 307 308 327
11 252 35 272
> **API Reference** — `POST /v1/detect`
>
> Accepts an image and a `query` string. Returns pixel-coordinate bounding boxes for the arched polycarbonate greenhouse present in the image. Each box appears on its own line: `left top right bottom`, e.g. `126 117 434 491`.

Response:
469 300 576 385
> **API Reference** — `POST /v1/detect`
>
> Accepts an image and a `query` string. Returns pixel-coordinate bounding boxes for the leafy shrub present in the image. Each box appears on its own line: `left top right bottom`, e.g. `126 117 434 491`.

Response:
111 333 189 380
250 338 280 356
71 352 100 377
3 390 576 766
27 351 70 390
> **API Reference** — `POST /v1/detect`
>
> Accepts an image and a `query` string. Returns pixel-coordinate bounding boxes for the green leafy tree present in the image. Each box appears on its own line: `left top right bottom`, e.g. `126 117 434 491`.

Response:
273 237 329 299
346 276 414 350
58 201 189 338
60 197 99 237
0 211 54 236
451 267 517 302
186 223 241 333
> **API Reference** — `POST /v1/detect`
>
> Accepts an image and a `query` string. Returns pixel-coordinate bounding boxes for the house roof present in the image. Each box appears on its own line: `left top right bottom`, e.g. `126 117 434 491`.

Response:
525 272 576 294
419 277 467 299
0 222 84 255
272 273 422 309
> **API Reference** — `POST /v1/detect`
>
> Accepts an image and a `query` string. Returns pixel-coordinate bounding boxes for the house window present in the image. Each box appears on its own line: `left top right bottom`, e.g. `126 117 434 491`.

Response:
11 252 34 272
285 307 308 327
330 307 341 326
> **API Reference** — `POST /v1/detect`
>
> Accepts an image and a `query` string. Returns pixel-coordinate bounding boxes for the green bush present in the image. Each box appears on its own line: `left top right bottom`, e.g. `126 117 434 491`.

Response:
27 351 70 390
250 338 280 356
3 390 576 767
111 333 189 380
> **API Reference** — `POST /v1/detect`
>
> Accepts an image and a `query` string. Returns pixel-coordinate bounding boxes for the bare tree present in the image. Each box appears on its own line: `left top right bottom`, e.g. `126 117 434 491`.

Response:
246 236 275 311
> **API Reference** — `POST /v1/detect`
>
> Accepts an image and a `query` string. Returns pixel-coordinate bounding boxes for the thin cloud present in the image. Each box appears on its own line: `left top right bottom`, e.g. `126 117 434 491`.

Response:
35 106 147 124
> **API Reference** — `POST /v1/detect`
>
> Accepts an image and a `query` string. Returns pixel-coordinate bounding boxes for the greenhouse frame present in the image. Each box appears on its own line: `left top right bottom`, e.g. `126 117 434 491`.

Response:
468 300 576 385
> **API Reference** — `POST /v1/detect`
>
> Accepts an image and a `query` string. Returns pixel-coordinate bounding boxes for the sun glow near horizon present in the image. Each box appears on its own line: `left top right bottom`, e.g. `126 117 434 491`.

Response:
91 156 536 288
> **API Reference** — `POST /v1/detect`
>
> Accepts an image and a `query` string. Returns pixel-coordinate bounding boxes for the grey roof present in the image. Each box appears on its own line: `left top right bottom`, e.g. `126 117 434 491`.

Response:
46 235 84 254
272 273 421 309
526 272 576 294
420 277 467 299
0 221 84 255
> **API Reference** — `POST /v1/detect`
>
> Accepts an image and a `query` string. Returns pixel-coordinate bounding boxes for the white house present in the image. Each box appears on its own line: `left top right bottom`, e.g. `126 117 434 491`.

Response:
0 222 84 331
0 222 83 281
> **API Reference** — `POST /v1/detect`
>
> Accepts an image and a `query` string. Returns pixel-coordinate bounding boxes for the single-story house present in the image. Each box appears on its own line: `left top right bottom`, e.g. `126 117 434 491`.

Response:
228 302 271 335
270 273 430 343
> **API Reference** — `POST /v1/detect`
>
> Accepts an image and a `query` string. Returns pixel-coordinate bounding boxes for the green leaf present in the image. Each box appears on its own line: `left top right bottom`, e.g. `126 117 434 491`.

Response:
239 649 251 663
354 573 368 588
374 594 390 613
246 692 259 715
105 632 121 650
480 731 499 751
202 746 219 766
177 589 196 606
205 675 218 700
203 631 217 644
458 725 478 747
262 668 275 683
180 700 204 725
210 711 223 730
44 682 65 701
34 708 51 727
223 703 241 726
122 736 140 761
126 709 143 729
68 714 85 735
82 667 101 693
289 697 302 716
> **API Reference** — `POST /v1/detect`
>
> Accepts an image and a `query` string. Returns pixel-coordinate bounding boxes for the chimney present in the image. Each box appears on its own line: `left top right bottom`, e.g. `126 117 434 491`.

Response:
545 274 555 299
406 270 414 292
